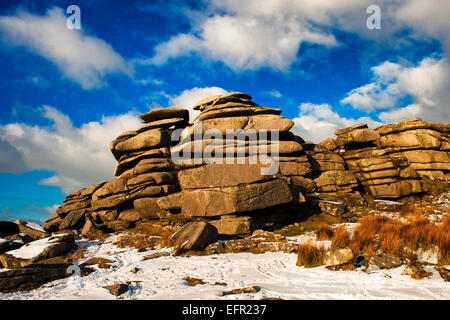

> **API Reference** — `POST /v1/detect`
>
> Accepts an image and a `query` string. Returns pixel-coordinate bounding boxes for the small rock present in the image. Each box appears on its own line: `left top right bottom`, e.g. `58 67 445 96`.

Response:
220 286 261 296
224 239 257 253
130 267 140 273
257 242 298 253
81 257 114 269
103 283 129 296
402 263 432 279
204 242 224 255
323 248 354 266
183 276 206 286
435 267 450 282
317 200 346 216
143 251 170 260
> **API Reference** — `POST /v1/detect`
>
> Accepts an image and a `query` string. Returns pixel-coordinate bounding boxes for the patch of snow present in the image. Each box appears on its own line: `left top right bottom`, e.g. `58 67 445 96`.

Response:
0 237 449 300
24 222 45 232
373 199 401 204
7 237 54 260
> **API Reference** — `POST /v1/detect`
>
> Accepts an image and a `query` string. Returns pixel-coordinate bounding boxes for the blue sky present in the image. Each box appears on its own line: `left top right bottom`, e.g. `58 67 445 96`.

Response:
0 0 449 224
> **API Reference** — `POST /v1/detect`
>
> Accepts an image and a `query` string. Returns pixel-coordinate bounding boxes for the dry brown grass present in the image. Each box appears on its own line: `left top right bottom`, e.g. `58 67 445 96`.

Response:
331 225 350 249
158 231 174 248
67 245 84 262
348 214 450 265
316 223 333 240
296 242 324 268
114 234 159 250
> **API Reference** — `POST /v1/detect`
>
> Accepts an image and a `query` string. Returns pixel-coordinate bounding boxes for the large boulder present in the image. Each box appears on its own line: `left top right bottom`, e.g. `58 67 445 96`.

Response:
0 263 94 293
139 107 189 123
170 222 218 252
0 233 76 269
178 163 280 189
181 179 293 217
0 221 20 237
209 216 252 235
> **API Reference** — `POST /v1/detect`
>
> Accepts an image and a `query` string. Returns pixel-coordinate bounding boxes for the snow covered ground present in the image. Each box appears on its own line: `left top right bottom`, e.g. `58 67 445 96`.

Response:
1 235 449 300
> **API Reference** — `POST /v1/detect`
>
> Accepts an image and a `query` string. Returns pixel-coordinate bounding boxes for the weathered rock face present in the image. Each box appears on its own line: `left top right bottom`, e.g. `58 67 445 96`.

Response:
326 118 450 198
0 263 94 293
0 233 75 269
45 92 449 238
170 222 218 252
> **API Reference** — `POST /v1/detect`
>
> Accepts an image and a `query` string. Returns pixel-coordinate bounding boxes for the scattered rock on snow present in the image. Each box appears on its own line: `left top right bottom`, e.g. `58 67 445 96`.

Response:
103 283 129 296
323 248 354 266
143 251 170 260
220 286 261 296
81 257 114 269
368 254 403 269
435 267 450 282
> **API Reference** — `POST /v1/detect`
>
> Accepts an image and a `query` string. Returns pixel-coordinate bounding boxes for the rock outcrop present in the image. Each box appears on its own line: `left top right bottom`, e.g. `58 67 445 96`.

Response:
41 92 449 238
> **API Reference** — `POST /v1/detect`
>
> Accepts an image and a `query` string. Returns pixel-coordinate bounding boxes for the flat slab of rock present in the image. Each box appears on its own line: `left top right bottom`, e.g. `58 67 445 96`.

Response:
15 220 47 239
139 107 189 123
0 263 94 293
143 251 170 260
368 254 403 269
178 163 280 189
0 233 75 269
182 179 293 217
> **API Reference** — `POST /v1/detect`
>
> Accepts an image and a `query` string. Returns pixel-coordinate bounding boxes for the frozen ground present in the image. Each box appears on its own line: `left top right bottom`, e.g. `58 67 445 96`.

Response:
1 235 448 300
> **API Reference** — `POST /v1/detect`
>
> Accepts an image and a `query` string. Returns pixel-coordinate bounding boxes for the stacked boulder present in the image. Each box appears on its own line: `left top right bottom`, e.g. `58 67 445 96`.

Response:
321 119 450 199
44 183 104 233
171 92 311 235
303 143 359 195
91 108 188 227
44 92 450 238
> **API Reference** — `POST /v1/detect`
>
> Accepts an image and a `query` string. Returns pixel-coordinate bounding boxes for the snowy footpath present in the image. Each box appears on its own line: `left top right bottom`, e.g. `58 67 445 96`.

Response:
1 236 449 300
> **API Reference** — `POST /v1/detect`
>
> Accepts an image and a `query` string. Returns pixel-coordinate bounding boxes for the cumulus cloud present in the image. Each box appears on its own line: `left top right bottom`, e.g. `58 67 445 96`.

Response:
0 106 141 194
0 139 27 174
143 0 450 75
146 0 338 71
341 57 450 123
0 87 229 194
292 103 382 143
0 7 133 89
167 86 228 121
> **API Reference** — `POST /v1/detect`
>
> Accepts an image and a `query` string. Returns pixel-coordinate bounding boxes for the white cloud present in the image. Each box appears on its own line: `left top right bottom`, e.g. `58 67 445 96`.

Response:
144 0 450 74
0 7 133 89
167 86 228 121
147 1 338 71
263 89 282 98
378 104 422 122
292 103 382 143
0 106 141 194
341 57 450 123
0 87 230 194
